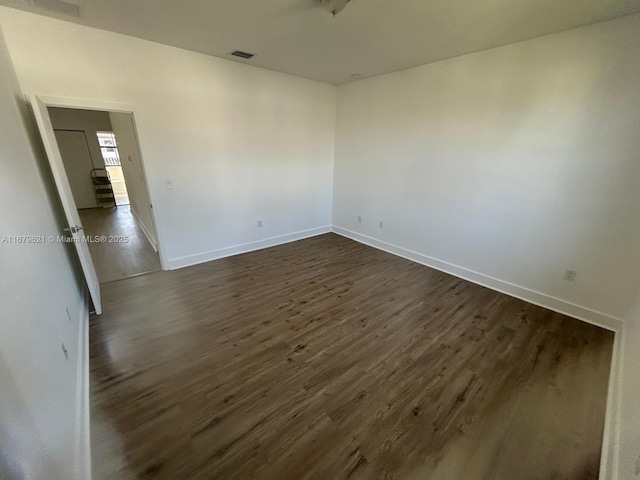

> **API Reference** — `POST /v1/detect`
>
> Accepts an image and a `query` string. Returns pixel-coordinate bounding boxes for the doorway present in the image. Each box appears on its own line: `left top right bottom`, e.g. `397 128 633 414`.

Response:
48 106 161 284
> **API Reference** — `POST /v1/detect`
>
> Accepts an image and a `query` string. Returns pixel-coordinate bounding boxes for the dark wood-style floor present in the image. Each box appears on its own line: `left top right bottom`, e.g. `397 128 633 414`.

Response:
90 233 614 480
79 206 161 283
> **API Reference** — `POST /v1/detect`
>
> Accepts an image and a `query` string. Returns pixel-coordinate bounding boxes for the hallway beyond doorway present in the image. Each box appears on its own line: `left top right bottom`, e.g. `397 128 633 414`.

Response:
79 206 161 283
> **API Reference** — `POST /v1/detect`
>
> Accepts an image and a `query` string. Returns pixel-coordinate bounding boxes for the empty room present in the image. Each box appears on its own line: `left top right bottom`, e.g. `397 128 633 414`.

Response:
0 1 639 479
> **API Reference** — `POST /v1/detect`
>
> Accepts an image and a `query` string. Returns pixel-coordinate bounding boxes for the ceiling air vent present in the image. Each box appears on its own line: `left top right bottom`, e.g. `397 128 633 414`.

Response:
31 0 80 17
230 50 256 60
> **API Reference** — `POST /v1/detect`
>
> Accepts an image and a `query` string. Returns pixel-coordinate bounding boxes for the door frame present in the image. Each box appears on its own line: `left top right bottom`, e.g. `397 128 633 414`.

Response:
33 95 167 271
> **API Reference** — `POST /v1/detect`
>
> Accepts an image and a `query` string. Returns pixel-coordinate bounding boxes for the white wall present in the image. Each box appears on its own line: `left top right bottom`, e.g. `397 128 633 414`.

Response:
54 129 98 209
49 108 113 209
49 107 112 171
0 27 87 480
333 13 640 326
109 111 157 249
0 7 337 269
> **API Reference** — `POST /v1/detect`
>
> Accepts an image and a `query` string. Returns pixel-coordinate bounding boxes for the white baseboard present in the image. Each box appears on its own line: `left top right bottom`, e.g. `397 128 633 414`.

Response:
74 290 91 480
167 225 332 270
332 226 623 333
130 206 157 252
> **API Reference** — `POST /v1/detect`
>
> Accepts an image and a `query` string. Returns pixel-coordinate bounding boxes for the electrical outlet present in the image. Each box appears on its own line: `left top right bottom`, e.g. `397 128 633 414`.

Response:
563 270 576 281
357 215 362 223
379 221 384 228
257 220 263 228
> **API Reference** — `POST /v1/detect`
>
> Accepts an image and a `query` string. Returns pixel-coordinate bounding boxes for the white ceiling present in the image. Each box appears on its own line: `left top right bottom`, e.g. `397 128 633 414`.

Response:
1 0 639 84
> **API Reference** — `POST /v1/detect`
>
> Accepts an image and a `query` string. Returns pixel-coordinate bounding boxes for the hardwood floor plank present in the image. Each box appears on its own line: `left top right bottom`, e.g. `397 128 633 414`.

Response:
78 206 161 283
90 233 613 479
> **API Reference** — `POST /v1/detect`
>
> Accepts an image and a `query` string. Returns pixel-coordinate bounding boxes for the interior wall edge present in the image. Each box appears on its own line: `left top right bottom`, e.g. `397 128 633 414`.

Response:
73 290 90 480
331 225 624 332
600 328 623 480
166 225 332 270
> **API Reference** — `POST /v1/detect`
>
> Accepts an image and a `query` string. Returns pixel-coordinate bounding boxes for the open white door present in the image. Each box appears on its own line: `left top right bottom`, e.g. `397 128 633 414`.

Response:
30 95 102 314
